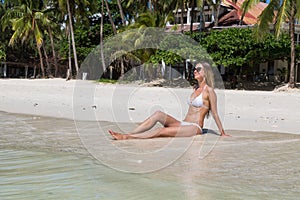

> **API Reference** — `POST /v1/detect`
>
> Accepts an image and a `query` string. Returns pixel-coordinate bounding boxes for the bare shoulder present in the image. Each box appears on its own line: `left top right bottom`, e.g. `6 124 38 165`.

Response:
206 86 218 103
206 85 216 95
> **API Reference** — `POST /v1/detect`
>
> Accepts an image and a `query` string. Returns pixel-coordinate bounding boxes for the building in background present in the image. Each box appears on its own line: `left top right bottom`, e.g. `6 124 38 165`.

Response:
166 0 300 83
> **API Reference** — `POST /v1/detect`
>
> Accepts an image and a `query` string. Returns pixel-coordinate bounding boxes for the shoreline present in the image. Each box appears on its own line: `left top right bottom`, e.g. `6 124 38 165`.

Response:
0 78 300 134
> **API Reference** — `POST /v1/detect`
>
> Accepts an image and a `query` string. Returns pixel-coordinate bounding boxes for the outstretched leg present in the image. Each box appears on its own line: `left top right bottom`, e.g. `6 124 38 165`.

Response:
109 125 199 140
130 111 180 134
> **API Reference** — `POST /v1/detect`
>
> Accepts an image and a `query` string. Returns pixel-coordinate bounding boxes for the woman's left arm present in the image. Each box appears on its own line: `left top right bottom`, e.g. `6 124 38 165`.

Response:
208 88 231 137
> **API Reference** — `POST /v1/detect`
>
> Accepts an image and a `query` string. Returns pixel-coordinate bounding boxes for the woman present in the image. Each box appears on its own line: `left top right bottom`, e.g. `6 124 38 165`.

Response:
109 62 230 140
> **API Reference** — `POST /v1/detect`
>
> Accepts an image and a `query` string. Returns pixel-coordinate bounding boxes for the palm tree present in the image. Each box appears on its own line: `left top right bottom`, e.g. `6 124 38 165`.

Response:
100 0 106 73
47 25 59 77
58 0 79 79
130 12 172 28
206 0 222 26
116 0 126 26
104 0 117 34
43 0 60 77
126 0 150 14
1 0 51 78
239 0 300 87
58 0 97 79
126 0 178 24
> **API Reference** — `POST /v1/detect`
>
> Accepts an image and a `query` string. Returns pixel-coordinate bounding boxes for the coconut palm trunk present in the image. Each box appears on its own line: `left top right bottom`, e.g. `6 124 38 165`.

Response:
116 0 126 26
104 0 125 77
100 0 106 73
289 2 296 87
48 26 58 77
181 0 184 32
190 0 195 33
66 29 72 80
104 0 117 34
66 0 79 77
37 43 45 78
42 43 51 77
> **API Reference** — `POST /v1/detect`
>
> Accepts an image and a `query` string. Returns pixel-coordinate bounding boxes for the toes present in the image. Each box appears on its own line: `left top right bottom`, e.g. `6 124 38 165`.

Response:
108 130 119 140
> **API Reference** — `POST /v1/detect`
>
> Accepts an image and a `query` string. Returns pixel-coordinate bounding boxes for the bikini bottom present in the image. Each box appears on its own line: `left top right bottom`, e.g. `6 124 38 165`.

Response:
180 121 202 133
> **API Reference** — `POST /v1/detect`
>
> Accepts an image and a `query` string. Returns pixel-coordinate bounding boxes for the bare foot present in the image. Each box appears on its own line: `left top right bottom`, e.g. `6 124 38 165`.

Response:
108 130 128 140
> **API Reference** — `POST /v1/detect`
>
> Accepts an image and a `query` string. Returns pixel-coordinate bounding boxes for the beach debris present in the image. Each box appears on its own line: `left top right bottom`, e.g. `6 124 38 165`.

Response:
274 83 300 92
33 103 38 107
129 107 135 110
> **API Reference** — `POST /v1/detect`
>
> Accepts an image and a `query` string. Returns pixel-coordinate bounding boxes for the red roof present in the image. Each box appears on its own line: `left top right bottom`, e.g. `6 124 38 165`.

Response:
222 0 268 25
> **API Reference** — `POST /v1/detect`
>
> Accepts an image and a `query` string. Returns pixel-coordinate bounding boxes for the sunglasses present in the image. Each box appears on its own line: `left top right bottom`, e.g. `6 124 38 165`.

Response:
193 66 202 72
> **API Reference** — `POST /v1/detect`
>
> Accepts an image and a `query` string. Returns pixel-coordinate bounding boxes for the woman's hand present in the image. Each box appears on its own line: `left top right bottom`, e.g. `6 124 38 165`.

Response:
220 130 231 137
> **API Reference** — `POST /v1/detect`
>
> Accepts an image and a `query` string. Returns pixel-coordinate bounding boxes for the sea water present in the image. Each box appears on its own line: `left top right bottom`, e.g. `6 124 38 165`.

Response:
0 111 299 199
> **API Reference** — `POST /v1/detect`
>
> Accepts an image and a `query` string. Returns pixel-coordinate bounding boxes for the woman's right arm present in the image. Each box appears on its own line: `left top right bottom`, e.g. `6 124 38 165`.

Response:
208 87 230 137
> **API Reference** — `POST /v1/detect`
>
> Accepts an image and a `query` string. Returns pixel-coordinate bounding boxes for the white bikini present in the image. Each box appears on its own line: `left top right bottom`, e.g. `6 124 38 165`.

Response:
180 85 209 133
187 85 209 109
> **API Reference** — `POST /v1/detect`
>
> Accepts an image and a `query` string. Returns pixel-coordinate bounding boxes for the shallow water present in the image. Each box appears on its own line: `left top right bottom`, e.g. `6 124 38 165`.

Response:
1 111 300 199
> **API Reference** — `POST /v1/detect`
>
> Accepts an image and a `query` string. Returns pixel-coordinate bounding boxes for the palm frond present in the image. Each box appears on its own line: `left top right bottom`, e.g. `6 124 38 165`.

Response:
256 0 279 39
196 0 204 8
274 0 290 38
240 0 260 23
9 28 19 46
126 0 135 8
34 25 43 48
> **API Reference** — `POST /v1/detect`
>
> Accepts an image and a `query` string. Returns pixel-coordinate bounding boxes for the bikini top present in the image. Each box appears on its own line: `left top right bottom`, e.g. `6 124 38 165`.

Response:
188 85 209 109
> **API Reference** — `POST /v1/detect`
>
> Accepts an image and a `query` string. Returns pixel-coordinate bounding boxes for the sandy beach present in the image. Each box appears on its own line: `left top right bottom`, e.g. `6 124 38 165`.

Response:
1 78 300 199
0 78 299 134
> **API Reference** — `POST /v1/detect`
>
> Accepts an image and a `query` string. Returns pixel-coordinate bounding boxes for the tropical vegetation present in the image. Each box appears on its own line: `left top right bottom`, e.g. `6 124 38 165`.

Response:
239 0 300 87
0 0 299 87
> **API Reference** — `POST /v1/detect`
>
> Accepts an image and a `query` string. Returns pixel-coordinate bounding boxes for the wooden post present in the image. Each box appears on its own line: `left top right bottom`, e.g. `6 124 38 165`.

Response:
25 65 28 79
4 63 7 78
109 65 113 79
169 65 172 81
33 65 36 78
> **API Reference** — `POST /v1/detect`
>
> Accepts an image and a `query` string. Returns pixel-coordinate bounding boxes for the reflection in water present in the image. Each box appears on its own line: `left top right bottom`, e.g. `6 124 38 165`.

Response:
0 112 300 199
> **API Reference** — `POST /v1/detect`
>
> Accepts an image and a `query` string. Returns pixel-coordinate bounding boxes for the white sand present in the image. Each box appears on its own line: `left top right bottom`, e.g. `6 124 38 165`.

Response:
0 78 299 134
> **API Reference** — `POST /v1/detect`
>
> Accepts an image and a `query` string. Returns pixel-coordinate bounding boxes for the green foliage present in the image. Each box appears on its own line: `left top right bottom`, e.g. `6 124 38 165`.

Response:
97 78 117 84
158 33 212 64
0 0 296 81
59 23 113 63
296 45 300 59
184 31 208 43
201 28 291 68
148 50 182 65
201 28 254 67
74 24 100 61
126 0 178 26
247 32 290 63
129 11 173 29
